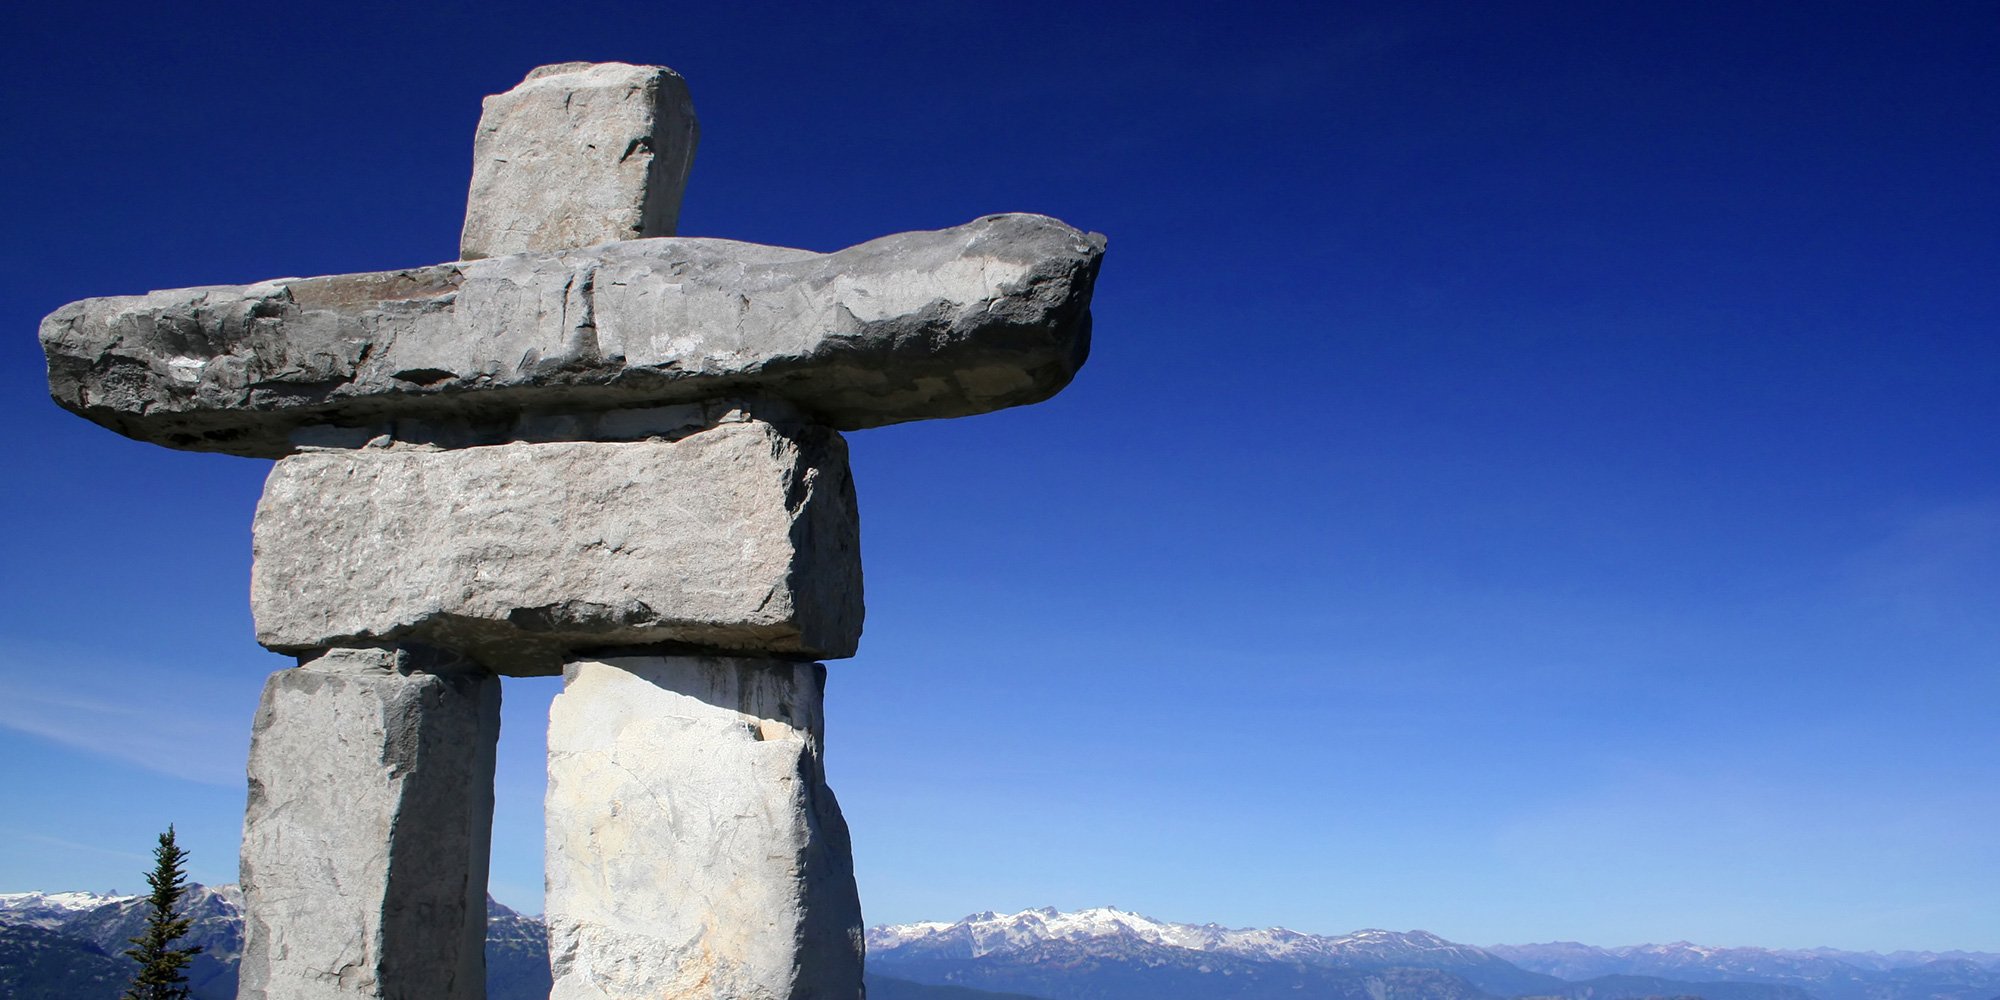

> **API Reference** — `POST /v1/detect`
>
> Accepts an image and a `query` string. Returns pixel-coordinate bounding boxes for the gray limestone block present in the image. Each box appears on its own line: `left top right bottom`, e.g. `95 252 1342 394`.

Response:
40 213 1104 457
250 418 863 675
460 62 699 261
546 655 863 1000
238 648 500 1000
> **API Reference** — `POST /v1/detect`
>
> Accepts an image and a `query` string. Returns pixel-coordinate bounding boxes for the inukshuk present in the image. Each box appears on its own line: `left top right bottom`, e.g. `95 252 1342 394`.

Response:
39 62 1103 1000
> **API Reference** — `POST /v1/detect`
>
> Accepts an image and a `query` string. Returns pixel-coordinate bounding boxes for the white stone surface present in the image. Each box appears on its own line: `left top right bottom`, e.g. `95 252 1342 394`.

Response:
41 214 1104 457
238 648 499 1000
461 62 699 260
546 656 863 1000
250 416 862 675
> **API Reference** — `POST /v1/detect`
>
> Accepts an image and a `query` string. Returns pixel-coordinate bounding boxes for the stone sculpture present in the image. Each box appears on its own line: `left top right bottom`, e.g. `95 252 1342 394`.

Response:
39 61 1104 1000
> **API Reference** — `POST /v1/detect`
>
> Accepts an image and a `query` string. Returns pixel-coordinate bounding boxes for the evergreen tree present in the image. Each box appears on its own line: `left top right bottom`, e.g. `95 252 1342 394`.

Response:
121 826 204 1000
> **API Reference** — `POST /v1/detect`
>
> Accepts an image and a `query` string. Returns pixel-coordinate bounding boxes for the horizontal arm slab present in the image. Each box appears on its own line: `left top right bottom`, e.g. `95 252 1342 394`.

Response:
42 213 1103 457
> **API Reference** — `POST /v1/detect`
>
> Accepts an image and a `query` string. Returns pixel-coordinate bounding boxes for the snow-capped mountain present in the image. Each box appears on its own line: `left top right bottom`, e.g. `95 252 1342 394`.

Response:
1801 949 2000 974
1489 939 2000 1000
0 884 244 1000
871 907 2000 1000
873 906 1501 969
5 892 1995 1000
0 884 243 960
0 891 128 930
0 886 1023 1000
1497 940 1883 983
1492 940 2000 980
869 906 1570 999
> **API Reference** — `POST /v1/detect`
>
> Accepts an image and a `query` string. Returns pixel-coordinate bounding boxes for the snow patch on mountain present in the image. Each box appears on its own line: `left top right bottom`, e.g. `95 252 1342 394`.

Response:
868 905 1500 967
0 889 139 929
876 907 2000 985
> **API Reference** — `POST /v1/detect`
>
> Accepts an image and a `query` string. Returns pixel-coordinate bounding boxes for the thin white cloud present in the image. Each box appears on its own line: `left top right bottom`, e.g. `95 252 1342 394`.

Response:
5 828 150 864
0 643 261 787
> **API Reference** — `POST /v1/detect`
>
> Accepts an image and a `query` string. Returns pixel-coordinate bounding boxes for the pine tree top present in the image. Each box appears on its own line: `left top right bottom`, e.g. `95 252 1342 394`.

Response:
121 825 204 1000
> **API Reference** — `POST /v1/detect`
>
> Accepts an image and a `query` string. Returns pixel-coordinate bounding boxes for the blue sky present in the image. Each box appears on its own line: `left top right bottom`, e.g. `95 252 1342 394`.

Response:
1 0 1995 952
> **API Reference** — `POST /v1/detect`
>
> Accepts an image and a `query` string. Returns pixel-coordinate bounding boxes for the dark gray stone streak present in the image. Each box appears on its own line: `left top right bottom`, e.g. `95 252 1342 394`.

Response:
41 213 1104 457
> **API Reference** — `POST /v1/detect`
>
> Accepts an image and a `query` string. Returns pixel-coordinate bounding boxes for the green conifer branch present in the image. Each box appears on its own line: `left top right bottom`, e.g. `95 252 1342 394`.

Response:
121 825 205 1000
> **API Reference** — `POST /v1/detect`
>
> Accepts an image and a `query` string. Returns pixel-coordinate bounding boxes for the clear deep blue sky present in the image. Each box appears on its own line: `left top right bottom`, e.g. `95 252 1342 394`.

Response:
1 1 1994 952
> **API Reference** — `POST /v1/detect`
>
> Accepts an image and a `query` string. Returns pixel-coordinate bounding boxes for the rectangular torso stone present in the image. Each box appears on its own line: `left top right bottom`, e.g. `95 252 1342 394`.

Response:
249 417 862 674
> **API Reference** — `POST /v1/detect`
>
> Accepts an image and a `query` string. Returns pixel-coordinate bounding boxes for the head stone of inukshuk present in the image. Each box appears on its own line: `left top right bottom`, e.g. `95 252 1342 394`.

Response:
39 62 1103 1000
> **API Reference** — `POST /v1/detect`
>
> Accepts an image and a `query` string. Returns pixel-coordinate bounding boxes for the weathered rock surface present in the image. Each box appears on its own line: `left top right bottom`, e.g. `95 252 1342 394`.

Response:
40 213 1104 457
250 415 862 675
284 394 808 452
239 648 499 1000
546 656 863 1000
461 62 699 261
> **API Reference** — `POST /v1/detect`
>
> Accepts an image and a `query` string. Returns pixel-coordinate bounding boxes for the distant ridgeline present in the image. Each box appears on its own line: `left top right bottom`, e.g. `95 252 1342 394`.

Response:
2 891 1995 1000
0 886 1024 1000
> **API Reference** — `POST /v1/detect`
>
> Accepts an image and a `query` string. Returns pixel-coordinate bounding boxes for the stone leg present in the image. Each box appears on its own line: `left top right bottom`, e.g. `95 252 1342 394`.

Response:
238 648 501 1000
546 656 863 1000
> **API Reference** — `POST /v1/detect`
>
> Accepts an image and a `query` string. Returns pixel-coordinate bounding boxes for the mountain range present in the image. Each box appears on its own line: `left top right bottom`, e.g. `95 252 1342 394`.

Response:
1487 940 2000 1000
0 886 1004 1000
3 889 1993 1000
0 885 243 999
866 907 2000 1000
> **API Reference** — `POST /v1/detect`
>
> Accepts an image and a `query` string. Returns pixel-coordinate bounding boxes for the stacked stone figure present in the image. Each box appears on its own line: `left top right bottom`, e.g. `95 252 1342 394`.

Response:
39 62 1104 1000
